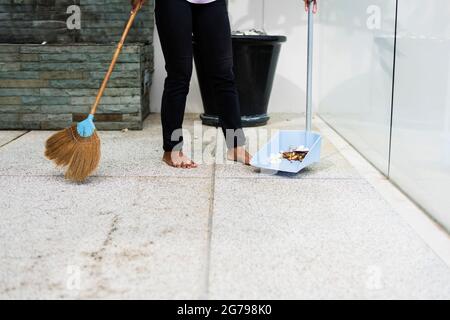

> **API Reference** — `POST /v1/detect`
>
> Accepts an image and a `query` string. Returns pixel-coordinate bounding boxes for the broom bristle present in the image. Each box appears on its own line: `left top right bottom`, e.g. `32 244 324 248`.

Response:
65 128 101 182
45 126 78 167
45 125 101 182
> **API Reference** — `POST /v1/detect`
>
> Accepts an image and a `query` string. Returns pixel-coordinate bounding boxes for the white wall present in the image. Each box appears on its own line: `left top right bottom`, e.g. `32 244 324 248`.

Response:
150 0 312 114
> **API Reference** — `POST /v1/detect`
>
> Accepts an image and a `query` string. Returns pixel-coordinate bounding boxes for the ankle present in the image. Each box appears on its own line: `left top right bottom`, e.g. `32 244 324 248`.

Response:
228 146 244 153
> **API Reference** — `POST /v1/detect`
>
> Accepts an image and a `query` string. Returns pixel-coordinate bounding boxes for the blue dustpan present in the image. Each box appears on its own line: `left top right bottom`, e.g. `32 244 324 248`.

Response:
251 1 321 173
250 130 322 173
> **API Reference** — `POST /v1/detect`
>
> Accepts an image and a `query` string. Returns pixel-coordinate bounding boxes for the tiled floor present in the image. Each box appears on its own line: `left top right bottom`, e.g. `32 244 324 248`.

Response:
0 114 449 299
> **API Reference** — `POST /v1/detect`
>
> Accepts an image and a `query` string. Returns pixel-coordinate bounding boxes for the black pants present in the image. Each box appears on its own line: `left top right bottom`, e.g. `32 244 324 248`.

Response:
155 0 246 152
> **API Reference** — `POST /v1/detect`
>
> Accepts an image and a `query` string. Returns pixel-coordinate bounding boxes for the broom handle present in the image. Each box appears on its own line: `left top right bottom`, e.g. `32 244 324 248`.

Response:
89 3 143 116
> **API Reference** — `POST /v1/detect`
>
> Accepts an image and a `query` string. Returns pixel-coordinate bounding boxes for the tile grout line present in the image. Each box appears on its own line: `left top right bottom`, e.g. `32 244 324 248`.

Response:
202 146 218 300
0 173 363 181
0 173 214 180
0 131 30 149
214 176 363 181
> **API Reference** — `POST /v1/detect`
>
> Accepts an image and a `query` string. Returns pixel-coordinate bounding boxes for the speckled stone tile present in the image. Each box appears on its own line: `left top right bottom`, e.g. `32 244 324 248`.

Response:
208 178 450 299
0 175 211 299
1 113 449 300
0 116 216 178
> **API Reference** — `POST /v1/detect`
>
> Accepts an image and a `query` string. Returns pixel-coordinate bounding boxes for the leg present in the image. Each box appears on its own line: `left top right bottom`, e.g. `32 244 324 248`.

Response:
155 0 197 168
192 1 249 163
156 0 192 152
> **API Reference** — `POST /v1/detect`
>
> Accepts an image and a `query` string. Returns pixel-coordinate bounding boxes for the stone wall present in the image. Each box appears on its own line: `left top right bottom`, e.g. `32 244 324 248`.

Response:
0 0 154 44
0 0 154 130
0 43 152 130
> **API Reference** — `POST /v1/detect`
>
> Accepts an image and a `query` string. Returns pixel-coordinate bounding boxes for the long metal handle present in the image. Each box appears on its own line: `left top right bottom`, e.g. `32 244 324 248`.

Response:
89 4 143 115
306 0 314 132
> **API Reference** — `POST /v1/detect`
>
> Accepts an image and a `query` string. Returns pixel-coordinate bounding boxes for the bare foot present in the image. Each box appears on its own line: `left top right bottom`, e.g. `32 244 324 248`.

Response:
163 151 198 169
227 146 252 165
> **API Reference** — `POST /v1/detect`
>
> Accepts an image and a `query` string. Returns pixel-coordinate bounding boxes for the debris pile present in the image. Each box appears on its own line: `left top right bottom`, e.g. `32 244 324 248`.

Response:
270 146 310 164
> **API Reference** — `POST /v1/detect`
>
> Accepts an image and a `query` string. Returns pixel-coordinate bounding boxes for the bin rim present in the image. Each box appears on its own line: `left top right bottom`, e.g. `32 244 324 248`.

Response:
231 35 287 43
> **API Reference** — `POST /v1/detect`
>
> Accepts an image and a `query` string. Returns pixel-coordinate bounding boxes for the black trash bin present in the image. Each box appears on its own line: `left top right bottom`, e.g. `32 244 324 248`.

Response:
194 35 287 127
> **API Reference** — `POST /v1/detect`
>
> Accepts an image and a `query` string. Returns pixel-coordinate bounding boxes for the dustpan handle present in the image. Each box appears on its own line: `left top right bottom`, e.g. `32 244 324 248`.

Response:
305 0 315 132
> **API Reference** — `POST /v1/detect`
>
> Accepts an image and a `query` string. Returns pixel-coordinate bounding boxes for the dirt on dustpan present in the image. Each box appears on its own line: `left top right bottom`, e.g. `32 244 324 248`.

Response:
282 149 309 162
270 146 310 164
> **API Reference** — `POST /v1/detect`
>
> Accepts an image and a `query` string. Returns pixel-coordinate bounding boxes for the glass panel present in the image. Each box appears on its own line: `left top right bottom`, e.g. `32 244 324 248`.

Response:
390 0 450 230
316 0 397 174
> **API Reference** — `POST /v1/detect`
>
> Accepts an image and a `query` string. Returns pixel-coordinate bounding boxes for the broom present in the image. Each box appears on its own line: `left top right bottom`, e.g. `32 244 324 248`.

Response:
45 0 145 182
